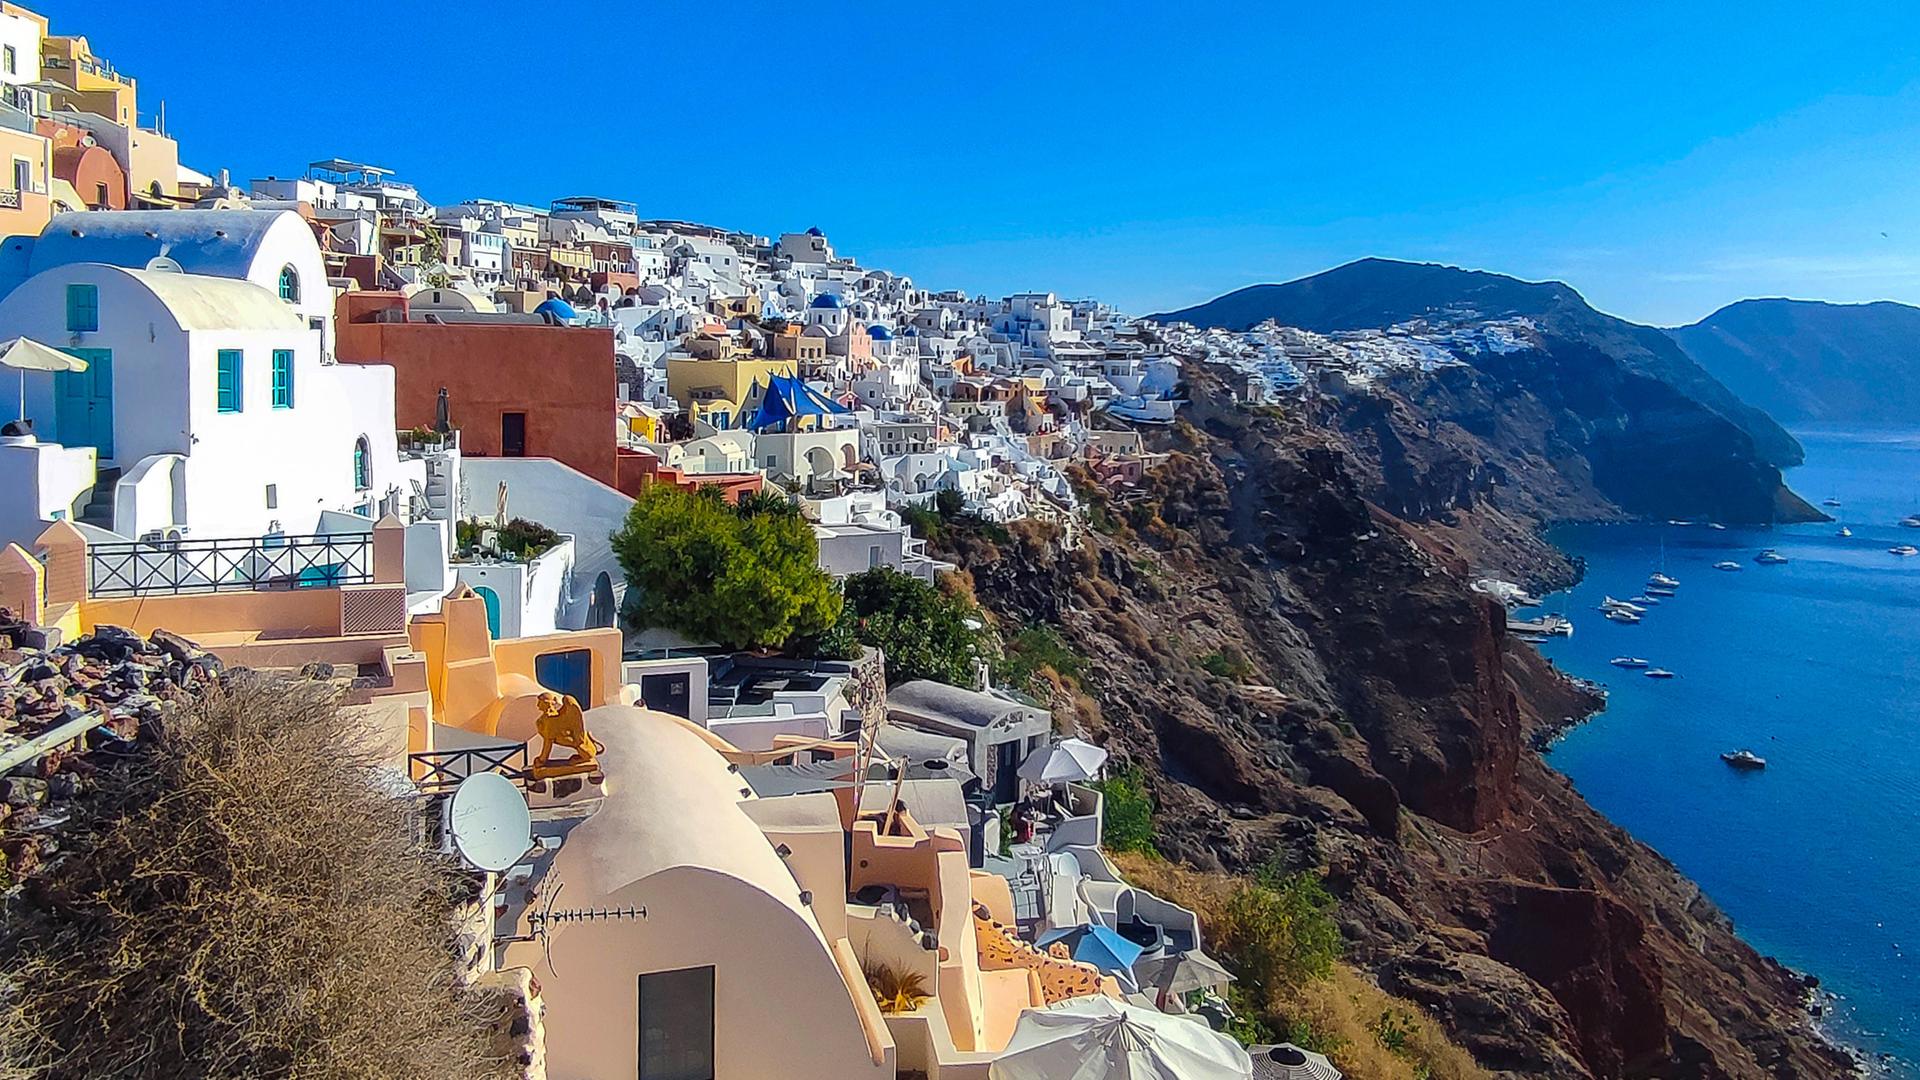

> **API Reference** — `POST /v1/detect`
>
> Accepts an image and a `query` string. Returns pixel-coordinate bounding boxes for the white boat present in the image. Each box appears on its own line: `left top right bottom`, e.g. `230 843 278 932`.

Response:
1611 656 1650 668
1508 614 1575 637
1902 515 1920 529
1605 609 1642 624
1628 595 1660 606
1644 586 1677 598
1754 549 1788 566
1708 523 1727 531
1600 596 1647 614
1714 560 1743 571
1892 545 1920 557
1648 573 1680 589
1668 520 1695 527
1838 526 1853 538
1823 498 1843 508
1721 749 1766 770
1644 668 1676 679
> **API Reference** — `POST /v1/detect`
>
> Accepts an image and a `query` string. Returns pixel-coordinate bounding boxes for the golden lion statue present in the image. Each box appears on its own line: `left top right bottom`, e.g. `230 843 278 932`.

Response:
531 692 604 780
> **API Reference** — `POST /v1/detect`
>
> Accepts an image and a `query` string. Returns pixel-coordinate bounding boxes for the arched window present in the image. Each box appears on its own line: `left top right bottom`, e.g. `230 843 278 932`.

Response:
278 264 300 303
353 435 370 490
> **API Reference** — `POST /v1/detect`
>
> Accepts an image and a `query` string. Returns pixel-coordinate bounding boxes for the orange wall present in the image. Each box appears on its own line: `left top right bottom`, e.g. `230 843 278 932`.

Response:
83 588 342 637
336 294 619 485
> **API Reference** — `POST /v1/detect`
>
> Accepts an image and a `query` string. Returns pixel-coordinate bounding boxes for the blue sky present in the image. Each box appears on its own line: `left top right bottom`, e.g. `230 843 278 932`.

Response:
45 0 1920 325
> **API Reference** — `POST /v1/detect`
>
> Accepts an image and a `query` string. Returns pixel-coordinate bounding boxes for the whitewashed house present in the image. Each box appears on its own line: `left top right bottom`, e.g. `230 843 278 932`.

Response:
0 210 416 542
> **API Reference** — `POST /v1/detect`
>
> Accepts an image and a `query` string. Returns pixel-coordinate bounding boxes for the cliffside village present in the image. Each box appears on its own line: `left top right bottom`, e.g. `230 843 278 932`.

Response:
0 5 1341 1079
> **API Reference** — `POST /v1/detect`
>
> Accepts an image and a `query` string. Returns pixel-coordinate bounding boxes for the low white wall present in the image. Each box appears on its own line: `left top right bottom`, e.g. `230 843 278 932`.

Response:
113 453 185 540
0 438 96 547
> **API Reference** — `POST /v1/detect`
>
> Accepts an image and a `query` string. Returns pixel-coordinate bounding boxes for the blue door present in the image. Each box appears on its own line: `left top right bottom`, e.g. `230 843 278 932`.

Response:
475 586 501 639
54 348 112 458
534 648 593 705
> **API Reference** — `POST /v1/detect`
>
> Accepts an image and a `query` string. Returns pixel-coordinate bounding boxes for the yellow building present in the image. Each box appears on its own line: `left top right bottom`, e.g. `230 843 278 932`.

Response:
39 34 135 126
666 353 797 423
0 122 50 239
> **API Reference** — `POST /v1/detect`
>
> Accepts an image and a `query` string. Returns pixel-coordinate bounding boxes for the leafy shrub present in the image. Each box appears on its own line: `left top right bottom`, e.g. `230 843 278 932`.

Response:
613 485 840 651
995 624 1084 692
1199 646 1255 682
1092 766 1157 855
828 568 992 686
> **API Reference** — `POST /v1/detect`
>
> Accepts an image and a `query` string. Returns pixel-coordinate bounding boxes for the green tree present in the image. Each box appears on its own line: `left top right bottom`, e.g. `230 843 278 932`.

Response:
832 568 991 685
613 486 841 651
1092 765 1158 854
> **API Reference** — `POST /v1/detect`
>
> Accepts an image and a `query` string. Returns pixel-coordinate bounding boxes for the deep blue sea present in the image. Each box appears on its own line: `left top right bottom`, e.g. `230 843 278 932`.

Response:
1538 427 1920 1076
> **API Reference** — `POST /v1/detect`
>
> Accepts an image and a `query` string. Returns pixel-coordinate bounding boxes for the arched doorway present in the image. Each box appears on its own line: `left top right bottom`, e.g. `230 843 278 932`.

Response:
587 572 615 629
474 586 501 639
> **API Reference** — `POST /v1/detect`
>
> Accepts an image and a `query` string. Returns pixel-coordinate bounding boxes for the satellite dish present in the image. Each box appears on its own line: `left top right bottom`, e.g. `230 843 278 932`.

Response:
448 771 531 872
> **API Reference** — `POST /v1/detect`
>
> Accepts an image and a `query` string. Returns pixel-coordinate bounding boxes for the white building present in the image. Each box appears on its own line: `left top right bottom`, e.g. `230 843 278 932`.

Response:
0 210 415 542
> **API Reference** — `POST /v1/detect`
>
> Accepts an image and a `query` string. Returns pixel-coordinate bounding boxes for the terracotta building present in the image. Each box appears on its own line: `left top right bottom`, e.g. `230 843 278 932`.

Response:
334 291 620 486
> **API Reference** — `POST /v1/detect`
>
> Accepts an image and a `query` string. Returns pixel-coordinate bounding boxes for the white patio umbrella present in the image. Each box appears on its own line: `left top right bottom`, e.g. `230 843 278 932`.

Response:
990 995 1252 1080
1018 737 1110 784
1135 948 1236 1008
1250 1043 1343 1080
0 337 86 423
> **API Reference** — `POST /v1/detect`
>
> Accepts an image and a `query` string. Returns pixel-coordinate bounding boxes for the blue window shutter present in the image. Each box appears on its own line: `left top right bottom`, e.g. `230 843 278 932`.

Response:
65 284 98 332
216 350 243 413
271 349 294 408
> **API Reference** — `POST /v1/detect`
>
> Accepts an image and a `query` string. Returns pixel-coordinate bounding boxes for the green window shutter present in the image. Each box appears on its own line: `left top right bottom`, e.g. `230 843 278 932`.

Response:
65 283 98 332
271 349 294 408
216 349 243 413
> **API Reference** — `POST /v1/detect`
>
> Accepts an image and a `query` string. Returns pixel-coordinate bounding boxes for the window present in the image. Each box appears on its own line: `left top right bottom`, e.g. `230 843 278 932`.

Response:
11 157 28 194
3 46 15 75
215 350 243 413
271 349 294 408
638 967 714 1080
277 265 300 302
65 283 98 332
353 435 370 490
93 182 107 208
265 484 277 509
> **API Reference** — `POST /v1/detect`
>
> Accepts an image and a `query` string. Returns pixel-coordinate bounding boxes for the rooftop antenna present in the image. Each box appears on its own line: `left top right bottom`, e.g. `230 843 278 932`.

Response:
447 770 532 873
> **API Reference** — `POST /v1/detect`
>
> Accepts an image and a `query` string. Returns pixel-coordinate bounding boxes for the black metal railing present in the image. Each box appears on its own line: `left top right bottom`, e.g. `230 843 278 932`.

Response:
407 743 531 792
87 533 374 597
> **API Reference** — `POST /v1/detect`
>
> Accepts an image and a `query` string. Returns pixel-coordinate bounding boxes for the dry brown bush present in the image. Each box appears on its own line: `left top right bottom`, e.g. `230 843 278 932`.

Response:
0 675 512 1080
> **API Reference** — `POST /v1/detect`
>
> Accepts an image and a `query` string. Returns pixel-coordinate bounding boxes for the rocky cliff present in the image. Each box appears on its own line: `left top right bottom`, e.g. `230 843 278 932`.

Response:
946 365 1851 1078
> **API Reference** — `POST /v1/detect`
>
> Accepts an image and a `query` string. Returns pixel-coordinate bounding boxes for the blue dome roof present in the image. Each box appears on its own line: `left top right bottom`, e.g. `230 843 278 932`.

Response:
867 324 893 340
805 226 824 237
809 293 842 309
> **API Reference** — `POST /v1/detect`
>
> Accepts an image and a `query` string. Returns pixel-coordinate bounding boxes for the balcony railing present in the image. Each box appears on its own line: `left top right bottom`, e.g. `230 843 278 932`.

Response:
0 189 19 210
408 743 530 792
87 533 374 597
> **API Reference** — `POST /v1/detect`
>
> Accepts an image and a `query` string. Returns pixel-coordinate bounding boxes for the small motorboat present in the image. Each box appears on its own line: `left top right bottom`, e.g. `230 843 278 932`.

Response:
1754 549 1788 566
1823 498 1843 508
1645 585 1677 598
1902 515 1920 529
1714 560 1743 571
1606 609 1642 624
1708 523 1727 531
1838 526 1853 538
1721 749 1767 770
1644 668 1676 679
1892 545 1920 557
1668 520 1695 527
1648 573 1680 589
1611 656 1650 668
1600 596 1647 614
1628 594 1661 606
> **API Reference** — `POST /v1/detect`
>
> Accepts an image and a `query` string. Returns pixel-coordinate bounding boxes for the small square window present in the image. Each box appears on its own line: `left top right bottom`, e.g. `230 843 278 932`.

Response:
265 484 278 509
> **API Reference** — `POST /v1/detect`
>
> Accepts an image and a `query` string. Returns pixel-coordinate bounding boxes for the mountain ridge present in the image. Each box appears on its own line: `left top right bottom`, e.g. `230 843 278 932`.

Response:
1150 258 1806 469
1667 297 1920 425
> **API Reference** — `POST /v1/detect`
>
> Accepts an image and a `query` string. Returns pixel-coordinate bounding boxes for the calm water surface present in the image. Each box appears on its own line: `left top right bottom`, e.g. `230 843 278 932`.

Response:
1540 427 1920 1075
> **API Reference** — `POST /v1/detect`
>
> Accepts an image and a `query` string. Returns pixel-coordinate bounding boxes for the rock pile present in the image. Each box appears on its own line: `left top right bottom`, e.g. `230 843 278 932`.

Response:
0 609 221 885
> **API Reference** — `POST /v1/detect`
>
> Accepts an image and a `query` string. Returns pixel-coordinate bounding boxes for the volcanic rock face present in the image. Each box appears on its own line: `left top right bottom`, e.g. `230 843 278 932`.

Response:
954 369 1850 1078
